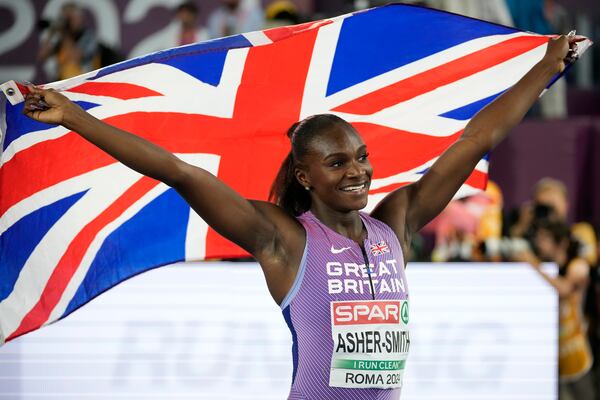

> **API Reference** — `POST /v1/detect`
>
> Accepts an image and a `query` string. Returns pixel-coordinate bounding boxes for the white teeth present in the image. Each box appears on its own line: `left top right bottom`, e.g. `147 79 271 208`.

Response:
341 184 365 192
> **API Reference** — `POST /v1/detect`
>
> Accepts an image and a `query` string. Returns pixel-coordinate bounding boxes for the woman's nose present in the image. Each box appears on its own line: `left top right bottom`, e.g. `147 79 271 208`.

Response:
346 160 365 177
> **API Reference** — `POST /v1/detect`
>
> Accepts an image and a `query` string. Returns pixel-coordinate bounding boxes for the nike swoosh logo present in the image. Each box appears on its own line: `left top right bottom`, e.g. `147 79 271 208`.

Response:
331 245 351 254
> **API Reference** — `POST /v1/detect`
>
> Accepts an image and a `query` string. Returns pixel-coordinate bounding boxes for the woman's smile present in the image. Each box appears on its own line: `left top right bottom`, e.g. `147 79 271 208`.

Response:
338 181 369 195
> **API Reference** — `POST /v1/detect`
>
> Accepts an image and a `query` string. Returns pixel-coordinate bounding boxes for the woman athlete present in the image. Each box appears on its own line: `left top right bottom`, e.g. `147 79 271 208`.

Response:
24 35 576 399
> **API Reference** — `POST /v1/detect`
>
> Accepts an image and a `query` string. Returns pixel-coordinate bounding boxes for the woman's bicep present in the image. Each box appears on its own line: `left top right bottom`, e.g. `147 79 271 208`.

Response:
404 136 484 233
372 136 483 243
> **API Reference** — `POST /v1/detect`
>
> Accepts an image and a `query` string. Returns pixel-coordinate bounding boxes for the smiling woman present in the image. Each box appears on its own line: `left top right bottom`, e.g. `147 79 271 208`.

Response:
270 114 373 219
21 33 576 399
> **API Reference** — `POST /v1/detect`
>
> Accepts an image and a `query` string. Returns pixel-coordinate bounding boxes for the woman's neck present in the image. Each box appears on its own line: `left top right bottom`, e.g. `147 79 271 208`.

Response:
310 204 365 243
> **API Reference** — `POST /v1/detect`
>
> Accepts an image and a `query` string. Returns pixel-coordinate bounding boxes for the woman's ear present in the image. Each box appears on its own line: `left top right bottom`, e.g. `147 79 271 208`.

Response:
295 166 311 190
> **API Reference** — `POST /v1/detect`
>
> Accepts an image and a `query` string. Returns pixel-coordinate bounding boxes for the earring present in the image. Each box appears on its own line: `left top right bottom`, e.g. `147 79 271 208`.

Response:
304 186 310 191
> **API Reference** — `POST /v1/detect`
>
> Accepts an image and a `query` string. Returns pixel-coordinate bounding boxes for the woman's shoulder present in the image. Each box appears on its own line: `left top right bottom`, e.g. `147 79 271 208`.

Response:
361 211 396 234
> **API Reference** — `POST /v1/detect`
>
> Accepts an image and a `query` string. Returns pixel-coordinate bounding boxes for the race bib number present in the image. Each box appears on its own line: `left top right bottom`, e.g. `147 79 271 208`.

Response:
329 300 410 389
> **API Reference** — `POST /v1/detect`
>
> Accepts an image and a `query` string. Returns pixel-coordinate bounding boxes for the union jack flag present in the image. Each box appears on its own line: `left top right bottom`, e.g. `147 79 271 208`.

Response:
0 4 589 345
370 241 391 256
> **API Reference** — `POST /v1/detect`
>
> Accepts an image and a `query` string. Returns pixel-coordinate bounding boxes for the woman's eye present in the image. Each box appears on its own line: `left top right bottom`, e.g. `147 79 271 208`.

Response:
330 161 343 167
359 153 370 161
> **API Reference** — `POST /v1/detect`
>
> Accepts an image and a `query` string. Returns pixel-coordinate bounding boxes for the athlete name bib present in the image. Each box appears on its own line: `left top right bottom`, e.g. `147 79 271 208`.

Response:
329 300 410 389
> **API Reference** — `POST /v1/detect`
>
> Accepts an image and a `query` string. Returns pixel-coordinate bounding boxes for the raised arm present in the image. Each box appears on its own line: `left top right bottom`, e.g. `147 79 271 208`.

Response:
514 250 590 299
372 35 574 249
23 87 304 300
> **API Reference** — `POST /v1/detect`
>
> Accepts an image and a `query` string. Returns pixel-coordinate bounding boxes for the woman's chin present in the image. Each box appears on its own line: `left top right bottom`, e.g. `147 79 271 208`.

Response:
340 197 369 212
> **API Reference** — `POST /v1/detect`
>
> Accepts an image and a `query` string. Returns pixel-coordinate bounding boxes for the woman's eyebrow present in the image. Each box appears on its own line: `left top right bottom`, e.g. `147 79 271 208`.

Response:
323 145 367 160
323 152 347 161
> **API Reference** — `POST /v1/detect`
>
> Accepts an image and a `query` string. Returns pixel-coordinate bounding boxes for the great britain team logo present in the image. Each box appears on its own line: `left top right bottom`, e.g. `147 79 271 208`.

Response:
370 241 390 256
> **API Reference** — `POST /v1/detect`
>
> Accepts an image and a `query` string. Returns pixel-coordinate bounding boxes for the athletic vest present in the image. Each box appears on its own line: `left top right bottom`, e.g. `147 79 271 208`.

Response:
281 211 410 400
559 258 594 381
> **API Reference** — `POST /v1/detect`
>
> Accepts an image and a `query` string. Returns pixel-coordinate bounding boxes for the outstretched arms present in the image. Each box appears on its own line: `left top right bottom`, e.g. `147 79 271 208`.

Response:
372 35 576 251
23 88 304 301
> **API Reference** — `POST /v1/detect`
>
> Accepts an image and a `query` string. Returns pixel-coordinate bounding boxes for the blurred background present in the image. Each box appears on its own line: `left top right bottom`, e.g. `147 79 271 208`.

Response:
1 0 599 399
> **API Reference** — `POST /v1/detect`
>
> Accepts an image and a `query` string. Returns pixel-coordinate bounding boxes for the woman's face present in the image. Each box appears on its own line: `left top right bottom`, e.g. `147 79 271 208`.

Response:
533 228 568 262
297 123 373 213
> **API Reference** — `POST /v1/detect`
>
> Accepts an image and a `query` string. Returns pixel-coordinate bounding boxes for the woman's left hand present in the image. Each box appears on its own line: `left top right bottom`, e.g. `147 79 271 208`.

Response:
544 34 583 73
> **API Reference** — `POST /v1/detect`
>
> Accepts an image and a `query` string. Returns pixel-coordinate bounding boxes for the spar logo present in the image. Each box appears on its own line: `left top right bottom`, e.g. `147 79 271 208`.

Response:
332 301 402 326
401 301 409 324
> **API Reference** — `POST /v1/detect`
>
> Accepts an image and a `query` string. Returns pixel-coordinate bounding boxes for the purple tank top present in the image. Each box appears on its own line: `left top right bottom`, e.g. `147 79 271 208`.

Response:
281 211 410 400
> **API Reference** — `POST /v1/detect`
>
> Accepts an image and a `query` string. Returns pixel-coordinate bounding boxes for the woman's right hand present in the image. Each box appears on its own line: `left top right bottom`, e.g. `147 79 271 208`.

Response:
23 86 81 126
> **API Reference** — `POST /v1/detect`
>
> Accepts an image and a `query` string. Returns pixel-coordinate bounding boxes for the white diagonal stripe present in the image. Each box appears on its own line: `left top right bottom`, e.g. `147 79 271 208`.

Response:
243 30 273 46
329 41 546 137
362 44 547 128
44 183 170 325
43 153 219 326
180 153 220 261
303 30 533 118
0 163 142 339
1 48 249 165
1 162 128 234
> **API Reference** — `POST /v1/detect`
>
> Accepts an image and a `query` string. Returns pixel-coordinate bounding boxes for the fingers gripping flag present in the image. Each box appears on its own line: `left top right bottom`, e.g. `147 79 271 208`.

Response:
0 4 590 344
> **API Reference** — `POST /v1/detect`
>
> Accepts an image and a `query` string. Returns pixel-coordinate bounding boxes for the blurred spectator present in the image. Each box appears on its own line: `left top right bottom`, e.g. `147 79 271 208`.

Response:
173 2 208 46
507 178 598 261
265 0 300 29
37 2 99 81
424 181 504 262
539 0 570 118
207 0 264 39
505 0 552 33
596 226 600 268
427 0 513 26
572 223 599 267
506 0 568 118
126 2 207 57
514 219 595 400
583 226 600 399
507 177 568 239
544 0 570 33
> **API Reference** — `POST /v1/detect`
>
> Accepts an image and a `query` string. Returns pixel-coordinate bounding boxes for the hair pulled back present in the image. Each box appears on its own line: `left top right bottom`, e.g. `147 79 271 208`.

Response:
269 114 349 216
